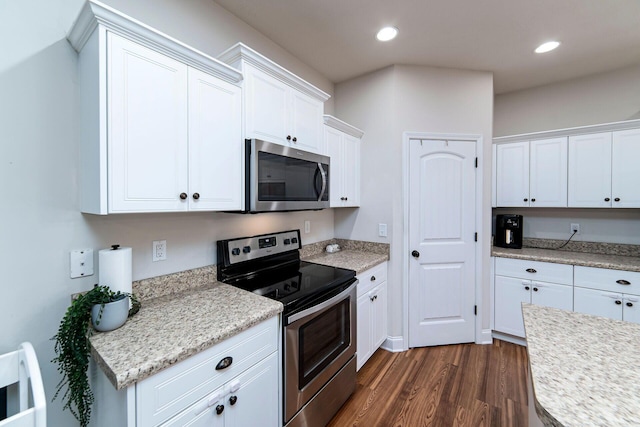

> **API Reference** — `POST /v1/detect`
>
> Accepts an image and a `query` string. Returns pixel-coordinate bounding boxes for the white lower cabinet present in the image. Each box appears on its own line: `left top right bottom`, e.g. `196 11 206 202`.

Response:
356 262 388 371
573 266 640 324
494 258 573 338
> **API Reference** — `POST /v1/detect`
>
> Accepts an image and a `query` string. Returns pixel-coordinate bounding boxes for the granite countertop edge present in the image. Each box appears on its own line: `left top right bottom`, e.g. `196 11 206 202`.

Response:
302 249 389 274
492 246 640 272
90 283 283 390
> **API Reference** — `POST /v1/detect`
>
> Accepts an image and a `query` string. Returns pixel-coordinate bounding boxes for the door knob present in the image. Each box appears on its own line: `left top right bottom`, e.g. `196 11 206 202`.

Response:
192 192 200 200
411 250 420 258
179 192 187 200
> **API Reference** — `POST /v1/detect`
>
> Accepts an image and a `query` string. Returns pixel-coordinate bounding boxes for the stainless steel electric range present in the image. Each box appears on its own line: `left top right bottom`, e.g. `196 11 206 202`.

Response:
217 230 357 427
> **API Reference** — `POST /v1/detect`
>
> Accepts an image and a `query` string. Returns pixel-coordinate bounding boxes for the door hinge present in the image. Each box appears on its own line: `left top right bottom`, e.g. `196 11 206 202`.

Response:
474 305 477 315
475 157 478 168
474 232 478 242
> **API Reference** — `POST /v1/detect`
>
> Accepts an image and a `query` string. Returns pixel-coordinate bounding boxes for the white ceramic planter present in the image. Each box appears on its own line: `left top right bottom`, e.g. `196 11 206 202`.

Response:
91 296 129 332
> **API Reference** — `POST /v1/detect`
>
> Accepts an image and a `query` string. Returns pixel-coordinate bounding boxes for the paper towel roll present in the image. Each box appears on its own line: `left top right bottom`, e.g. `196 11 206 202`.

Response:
99 245 132 296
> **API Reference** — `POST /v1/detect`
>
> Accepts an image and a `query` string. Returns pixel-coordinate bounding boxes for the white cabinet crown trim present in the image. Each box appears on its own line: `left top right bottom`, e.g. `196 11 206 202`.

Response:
218 42 330 102
493 119 640 144
323 115 364 139
67 0 242 84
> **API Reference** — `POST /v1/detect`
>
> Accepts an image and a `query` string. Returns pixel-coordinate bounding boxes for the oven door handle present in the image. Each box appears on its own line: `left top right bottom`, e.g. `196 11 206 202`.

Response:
287 280 357 324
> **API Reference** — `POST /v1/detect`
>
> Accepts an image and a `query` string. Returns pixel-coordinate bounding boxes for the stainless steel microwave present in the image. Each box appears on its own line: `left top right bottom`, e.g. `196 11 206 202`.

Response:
245 139 330 213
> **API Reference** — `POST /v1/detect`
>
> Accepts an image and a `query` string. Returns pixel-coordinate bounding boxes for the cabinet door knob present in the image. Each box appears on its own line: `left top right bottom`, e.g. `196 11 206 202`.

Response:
626 302 633 307
215 356 233 370
370 296 375 302
345 197 348 201
533 287 538 292
340 197 345 201
604 197 610 202
616 279 631 285
526 268 537 273
531 198 536 202
524 286 530 291
216 405 224 415
615 300 622 305
523 198 528 202
229 395 238 406
615 197 621 202
286 135 292 141
180 192 188 200
292 137 297 142
370 276 376 281
192 192 200 200
411 250 420 258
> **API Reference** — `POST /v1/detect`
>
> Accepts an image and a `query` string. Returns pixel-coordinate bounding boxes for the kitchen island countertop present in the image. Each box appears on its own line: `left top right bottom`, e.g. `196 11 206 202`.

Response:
523 304 640 426
90 282 282 390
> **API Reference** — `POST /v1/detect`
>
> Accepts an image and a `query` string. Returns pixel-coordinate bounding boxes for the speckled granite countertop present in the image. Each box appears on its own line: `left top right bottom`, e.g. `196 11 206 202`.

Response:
90 283 282 390
492 246 640 272
303 250 388 274
522 304 640 427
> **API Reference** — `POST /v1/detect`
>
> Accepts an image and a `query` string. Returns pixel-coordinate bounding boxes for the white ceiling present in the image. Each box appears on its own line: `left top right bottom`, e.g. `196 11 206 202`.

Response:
213 0 640 94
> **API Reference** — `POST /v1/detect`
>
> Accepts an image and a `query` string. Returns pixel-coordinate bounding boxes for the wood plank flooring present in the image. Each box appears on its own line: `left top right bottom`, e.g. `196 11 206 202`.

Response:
328 340 529 427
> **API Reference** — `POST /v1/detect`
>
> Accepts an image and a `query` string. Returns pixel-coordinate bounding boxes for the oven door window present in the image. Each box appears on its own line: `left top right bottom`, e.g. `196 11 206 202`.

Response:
298 298 350 389
257 151 329 202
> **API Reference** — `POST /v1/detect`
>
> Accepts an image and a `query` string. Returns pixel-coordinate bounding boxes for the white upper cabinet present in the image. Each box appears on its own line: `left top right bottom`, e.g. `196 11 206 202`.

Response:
529 137 568 207
496 141 529 207
323 115 363 207
68 1 243 214
219 43 330 155
568 132 612 207
612 128 640 208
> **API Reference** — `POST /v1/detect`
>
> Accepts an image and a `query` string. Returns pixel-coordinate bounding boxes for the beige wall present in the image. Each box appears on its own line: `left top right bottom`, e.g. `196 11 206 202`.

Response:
1 1 333 425
334 65 494 340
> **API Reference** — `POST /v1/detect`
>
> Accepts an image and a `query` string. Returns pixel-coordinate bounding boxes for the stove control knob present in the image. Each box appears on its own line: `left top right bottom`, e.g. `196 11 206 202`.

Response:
242 246 251 254
284 238 291 245
291 237 298 244
284 283 291 291
231 248 240 256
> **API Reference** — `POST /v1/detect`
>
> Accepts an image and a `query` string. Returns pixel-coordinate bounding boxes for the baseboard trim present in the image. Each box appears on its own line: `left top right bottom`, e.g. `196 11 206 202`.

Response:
477 328 493 345
381 336 405 352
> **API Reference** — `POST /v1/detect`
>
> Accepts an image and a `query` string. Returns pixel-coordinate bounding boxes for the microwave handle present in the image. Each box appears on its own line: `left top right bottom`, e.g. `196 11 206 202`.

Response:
316 163 327 202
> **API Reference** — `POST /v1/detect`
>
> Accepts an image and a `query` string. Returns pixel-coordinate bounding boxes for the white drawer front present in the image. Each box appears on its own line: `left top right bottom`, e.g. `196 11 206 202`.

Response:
137 316 278 427
574 266 640 295
357 262 388 297
495 257 573 284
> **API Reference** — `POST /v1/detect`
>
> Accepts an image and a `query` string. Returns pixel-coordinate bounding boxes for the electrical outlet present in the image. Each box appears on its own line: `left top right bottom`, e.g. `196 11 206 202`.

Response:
570 223 580 234
153 240 167 261
70 249 94 278
304 220 311 234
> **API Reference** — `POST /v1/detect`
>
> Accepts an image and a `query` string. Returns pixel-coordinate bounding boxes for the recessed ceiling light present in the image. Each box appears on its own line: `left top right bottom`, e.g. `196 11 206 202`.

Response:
535 41 560 53
376 26 398 42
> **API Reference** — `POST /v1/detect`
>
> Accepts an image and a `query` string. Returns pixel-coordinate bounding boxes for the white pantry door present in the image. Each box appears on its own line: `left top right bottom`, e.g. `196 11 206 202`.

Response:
408 138 477 347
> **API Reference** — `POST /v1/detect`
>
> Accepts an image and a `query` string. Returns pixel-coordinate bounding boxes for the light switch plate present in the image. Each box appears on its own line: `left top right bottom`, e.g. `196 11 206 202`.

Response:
70 249 94 278
378 223 388 237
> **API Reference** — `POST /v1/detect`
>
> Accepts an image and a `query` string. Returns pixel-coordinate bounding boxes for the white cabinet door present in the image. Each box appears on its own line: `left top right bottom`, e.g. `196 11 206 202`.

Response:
290 90 323 154
342 134 361 207
530 282 573 311
494 275 530 338
188 68 243 211
325 126 344 207
612 129 640 208
496 141 529 207
529 137 567 207
108 32 188 213
568 132 612 207
244 65 289 145
623 296 640 324
356 292 373 371
574 287 623 320
225 353 279 427
372 282 388 350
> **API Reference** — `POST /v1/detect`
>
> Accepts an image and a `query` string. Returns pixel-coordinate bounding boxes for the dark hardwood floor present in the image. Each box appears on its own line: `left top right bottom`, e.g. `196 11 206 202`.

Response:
328 340 528 427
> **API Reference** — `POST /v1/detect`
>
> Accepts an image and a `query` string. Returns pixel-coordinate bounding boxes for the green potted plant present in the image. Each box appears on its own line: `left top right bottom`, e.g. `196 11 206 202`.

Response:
51 285 140 426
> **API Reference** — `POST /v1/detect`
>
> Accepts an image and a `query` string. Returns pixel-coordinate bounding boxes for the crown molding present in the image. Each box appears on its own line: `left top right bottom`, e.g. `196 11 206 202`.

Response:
67 0 242 84
323 115 364 139
218 42 330 102
494 119 640 144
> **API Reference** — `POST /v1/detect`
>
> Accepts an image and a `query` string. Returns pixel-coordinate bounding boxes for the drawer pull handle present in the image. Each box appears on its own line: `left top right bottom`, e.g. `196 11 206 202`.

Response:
371 276 376 281
216 356 233 370
526 268 537 273
616 279 631 285
216 404 224 415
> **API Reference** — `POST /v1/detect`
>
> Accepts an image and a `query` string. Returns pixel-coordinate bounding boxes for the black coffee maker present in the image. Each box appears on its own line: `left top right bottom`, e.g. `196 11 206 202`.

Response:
495 214 523 249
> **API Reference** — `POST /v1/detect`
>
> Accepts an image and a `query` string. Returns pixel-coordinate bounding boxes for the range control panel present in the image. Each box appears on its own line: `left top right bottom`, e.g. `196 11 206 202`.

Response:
223 230 301 264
